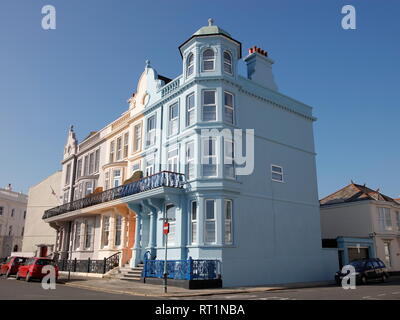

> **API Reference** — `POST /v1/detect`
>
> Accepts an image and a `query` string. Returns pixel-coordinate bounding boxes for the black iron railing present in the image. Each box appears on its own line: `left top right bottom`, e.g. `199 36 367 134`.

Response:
56 252 121 274
43 171 185 220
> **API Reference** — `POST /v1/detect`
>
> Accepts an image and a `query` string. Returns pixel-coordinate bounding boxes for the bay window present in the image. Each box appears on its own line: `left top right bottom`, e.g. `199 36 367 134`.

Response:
186 93 195 126
202 90 216 122
224 200 233 244
223 51 233 74
186 53 194 77
186 141 195 180
191 201 197 244
202 137 217 177
202 49 215 71
224 139 235 178
205 199 216 243
224 91 234 124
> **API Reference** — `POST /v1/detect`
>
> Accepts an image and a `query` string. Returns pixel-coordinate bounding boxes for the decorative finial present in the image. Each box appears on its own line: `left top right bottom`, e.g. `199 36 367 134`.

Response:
69 125 74 132
208 18 214 26
145 60 150 68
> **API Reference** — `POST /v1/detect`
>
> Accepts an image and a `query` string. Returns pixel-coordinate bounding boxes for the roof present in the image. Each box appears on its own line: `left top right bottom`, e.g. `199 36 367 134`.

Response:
320 182 398 206
81 131 98 142
193 24 231 38
178 19 242 59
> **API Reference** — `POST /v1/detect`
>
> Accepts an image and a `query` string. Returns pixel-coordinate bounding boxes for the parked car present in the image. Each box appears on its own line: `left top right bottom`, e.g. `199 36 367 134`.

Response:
335 258 389 285
0 256 28 277
16 258 59 282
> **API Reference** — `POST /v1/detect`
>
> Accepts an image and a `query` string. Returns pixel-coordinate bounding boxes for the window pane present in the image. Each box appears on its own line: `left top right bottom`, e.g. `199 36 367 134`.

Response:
204 91 215 105
224 92 233 107
205 221 215 243
206 200 215 219
203 49 214 59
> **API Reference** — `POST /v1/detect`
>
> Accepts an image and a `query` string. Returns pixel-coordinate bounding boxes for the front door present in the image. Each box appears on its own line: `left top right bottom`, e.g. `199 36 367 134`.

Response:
39 246 48 257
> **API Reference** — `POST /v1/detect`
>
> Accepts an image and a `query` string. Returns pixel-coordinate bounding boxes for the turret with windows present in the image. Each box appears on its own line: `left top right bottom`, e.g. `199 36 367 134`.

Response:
179 18 241 81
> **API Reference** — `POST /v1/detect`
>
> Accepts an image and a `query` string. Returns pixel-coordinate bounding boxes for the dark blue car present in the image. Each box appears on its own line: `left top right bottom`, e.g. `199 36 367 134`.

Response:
335 258 389 285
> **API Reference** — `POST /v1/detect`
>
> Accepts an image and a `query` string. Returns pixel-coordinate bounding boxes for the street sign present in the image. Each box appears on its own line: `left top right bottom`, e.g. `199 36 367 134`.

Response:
163 222 169 235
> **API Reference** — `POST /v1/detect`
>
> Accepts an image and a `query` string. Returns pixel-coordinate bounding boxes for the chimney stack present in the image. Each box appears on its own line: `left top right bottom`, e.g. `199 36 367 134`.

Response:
6 183 12 191
244 46 278 91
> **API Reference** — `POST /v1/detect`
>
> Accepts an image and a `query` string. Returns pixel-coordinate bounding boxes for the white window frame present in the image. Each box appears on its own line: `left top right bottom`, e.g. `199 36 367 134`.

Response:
224 91 234 124
383 241 392 267
166 204 176 245
167 148 179 173
190 200 197 244
123 132 129 158
147 115 156 146
104 171 110 190
223 51 233 75
94 149 100 173
271 164 284 182
202 90 217 122
84 181 93 196
102 216 110 248
204 199 216 244
132 160 141 173
115 215 122 247
116 136 122 161
109 141 115 163
202 48 215 72
202 137 217 177
88 152 94 175
224 138 235 179
186 141 195 180
84 220 94 250
224 199 233 244
378 207 392 231
74 221 81 250
186 92 195 127
113 169 122 187
76 159 82 178
186 52 194 77
168 102 179 136
133 123 142 152
65 164 71 186
146 159 155 176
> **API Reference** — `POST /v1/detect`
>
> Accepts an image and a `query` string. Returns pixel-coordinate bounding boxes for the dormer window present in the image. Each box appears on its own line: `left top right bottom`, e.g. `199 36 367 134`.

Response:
223 51 233 74
202 49 215 71
186 53 194 77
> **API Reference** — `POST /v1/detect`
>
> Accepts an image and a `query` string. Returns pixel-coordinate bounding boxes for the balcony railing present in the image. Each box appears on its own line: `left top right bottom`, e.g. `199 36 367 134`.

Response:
144 258 221 280
43 171 185 220
161 77 181 97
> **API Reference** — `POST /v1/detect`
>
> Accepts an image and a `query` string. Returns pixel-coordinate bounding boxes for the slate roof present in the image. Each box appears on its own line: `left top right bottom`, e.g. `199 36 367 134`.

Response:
320 183 398 206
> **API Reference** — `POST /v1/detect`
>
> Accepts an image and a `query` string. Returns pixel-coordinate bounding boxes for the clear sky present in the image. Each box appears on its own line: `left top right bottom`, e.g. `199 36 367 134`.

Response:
0 0 399 198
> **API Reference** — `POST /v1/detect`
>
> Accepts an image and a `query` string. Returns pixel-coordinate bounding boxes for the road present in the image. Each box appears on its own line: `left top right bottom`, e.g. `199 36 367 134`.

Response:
0 277 152 300
1 276 400 300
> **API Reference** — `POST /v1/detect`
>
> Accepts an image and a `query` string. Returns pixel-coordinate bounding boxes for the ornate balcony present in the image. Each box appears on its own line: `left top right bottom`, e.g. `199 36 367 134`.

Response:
43 171 185 220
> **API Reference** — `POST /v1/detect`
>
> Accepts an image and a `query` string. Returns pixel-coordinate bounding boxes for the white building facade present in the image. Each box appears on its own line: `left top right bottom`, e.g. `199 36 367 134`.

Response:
0 185 28 258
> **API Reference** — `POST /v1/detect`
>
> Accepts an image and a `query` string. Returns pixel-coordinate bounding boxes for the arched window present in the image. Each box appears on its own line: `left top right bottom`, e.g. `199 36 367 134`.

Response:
202 49 215 71
223 51 233 74
186 53 194 77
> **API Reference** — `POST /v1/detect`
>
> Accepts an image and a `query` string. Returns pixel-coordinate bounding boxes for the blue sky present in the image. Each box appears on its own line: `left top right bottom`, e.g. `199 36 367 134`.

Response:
0 0 399 198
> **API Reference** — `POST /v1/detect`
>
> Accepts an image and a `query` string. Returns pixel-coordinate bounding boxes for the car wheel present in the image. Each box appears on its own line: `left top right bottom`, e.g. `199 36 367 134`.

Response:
361 276 367 285
25 273 31 282
15 273 20 280
382 274 387 283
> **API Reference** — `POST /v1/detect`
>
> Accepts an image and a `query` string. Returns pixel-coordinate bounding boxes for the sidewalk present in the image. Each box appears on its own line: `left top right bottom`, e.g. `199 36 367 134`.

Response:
58 274 334 298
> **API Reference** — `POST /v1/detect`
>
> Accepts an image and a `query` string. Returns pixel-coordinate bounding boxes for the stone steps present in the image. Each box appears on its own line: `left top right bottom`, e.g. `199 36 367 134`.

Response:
119 263 144 282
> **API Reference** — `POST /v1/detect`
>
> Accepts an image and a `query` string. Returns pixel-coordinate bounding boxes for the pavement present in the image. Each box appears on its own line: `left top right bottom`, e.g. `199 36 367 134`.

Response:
58 273 337 297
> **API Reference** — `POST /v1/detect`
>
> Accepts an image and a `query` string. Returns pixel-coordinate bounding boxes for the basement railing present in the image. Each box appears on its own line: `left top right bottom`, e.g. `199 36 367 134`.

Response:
43 171 185 220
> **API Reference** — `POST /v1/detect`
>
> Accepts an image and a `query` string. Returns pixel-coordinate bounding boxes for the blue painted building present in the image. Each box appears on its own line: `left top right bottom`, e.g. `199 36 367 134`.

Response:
44 19 338 287
126 19 337 286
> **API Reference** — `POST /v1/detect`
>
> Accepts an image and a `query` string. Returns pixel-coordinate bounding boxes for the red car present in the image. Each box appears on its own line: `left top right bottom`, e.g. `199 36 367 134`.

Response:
0 256 28 277
16 258 59 282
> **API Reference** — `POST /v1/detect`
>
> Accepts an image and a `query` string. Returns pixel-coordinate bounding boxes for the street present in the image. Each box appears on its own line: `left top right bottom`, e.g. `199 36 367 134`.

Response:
1 276 400 300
